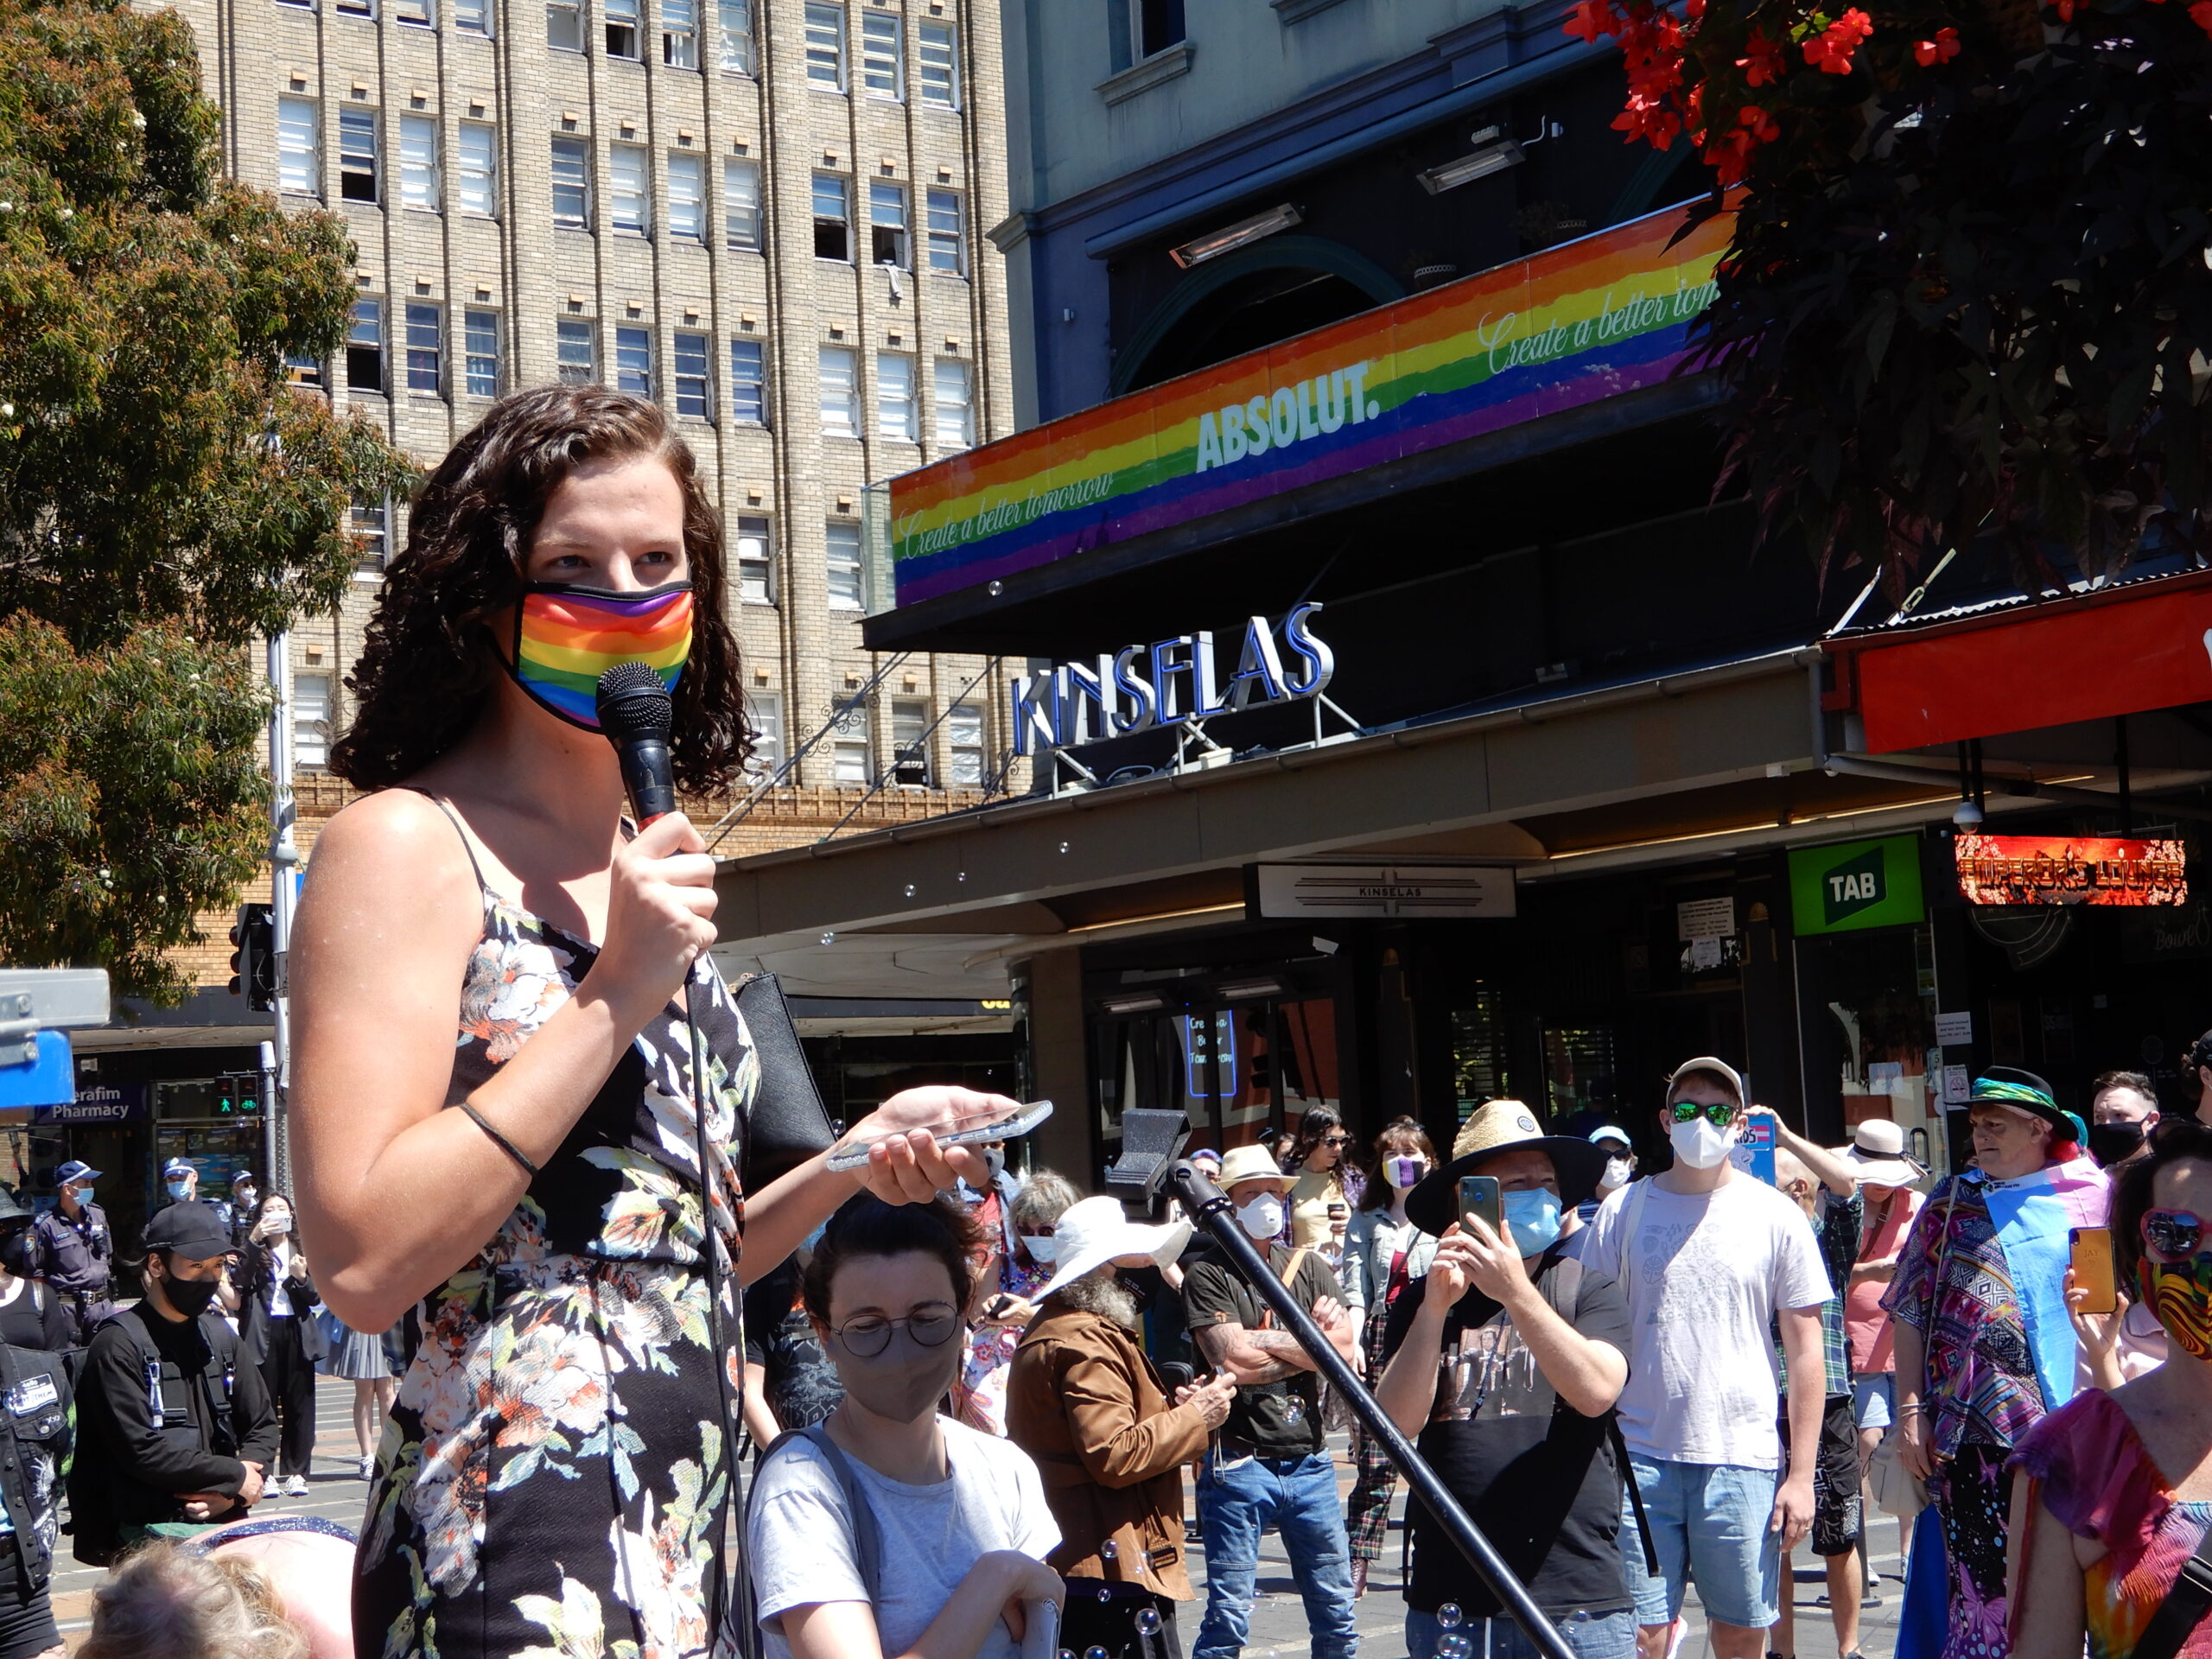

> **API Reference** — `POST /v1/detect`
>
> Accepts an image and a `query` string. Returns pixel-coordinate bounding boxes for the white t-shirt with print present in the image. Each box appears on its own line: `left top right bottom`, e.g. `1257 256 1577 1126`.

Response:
1580 1173 1831 1471
747 1414 1060 1659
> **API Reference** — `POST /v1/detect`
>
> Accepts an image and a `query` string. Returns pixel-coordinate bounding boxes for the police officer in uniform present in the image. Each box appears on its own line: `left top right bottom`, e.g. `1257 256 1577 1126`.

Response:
70 1203 278 1566
31 1160 112 1346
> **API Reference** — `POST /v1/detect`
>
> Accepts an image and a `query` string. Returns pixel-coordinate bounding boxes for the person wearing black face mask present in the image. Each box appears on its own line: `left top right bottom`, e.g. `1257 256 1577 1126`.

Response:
2088 1069 2160 1169
68 1204 279 1567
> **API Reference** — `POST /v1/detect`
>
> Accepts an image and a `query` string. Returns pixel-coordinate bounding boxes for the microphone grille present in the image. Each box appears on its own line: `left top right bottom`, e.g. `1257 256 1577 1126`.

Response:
595 661 675 743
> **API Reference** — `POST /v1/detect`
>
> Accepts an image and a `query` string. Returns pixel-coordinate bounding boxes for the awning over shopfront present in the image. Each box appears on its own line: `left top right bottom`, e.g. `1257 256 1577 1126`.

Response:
1826 567 2212 753
867 203 1734 652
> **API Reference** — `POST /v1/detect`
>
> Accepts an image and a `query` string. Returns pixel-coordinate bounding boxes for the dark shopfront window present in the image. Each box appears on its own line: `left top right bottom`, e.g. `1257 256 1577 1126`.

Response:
1094 994 1342 1172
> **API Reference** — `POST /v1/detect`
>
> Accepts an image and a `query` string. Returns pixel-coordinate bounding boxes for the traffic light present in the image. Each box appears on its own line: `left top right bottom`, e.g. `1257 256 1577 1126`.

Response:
226 904 276 1012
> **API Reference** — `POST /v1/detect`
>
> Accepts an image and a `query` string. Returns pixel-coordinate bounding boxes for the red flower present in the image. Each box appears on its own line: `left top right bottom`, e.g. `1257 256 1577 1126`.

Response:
1686 0 1707 19
1611 92 1683 148
2191 0 2212 33
1803 7 1874 73
1912 25 1961 62
1564 0 1621 42
1738 103 1782 143
1737 29 1789 85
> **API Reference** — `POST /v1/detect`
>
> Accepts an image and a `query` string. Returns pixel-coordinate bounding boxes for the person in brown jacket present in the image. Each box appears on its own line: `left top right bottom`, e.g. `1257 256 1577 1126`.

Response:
1007 1195 1237 1659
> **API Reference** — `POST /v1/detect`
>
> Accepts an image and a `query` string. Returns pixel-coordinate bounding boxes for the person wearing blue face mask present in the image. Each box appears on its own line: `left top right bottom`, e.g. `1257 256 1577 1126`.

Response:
1375 1098 1635 1659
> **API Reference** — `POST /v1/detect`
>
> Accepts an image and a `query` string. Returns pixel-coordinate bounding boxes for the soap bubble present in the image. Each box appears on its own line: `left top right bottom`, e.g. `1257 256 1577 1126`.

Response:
988 580 1004 596
1057 1650 1075 1659
1438 1637 1472 1659
1099 1539 1116 1559
1437 1604 1463 1629
1135 1607 1163 1637
1085 1646 1110 1659
819 931 836 945
903 884 916 897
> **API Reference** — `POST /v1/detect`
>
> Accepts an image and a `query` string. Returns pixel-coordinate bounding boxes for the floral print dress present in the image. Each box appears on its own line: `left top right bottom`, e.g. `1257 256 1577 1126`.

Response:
353 803 755 1659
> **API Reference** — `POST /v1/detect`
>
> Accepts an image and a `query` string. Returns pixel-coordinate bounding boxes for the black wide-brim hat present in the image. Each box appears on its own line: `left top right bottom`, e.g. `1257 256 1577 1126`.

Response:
1406 1099 1609 1235
1969 1065 2087 1145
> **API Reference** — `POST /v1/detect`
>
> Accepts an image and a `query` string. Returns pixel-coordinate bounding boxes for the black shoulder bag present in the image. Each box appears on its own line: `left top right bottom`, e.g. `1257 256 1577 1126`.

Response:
2133 1529 2212 1659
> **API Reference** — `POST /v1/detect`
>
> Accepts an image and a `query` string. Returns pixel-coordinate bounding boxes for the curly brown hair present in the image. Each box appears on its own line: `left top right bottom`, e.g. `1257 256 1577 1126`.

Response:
330 385 747 792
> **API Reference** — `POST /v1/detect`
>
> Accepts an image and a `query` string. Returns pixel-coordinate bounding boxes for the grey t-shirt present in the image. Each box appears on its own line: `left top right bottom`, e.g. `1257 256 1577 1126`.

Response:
747 1414 1061 1659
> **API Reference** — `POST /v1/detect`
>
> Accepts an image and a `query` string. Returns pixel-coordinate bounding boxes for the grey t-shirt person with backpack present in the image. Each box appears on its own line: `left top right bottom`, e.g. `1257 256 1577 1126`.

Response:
746 1194 1062 1659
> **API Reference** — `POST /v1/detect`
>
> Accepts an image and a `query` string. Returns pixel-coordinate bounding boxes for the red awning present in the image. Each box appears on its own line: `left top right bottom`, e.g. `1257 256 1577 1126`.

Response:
1826 569 2212 753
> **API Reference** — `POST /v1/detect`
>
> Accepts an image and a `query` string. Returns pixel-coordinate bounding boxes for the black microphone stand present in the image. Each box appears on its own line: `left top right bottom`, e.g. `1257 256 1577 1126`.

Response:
1166 1160 1577 1659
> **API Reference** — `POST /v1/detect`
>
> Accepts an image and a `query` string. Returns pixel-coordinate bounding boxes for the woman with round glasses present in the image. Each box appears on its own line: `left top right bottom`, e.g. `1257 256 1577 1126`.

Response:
2008 1116 2212 1659
1286 1105 1366 1252
747 1194 1063 1659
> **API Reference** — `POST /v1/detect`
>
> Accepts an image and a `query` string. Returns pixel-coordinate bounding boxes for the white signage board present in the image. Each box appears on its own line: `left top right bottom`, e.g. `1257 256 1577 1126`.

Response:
1935 1012 1974 1047
1676 896 1737 941
1251 864 1517 920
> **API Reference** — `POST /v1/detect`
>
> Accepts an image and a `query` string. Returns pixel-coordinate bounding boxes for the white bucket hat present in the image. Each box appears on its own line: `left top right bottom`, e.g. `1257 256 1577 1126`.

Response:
1032 1194 1192 1303
1828 1117 1928 1187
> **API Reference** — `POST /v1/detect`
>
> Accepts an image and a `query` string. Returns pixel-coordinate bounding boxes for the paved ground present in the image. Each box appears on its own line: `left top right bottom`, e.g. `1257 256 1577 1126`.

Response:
51 1380 1904 1656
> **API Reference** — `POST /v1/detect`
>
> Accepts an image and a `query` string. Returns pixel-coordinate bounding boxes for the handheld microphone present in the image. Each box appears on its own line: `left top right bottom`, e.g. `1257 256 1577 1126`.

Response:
594 662 677 826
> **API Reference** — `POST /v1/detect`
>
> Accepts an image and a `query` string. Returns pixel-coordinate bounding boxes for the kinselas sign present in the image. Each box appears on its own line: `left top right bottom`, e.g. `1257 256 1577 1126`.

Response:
1010 604 1332 755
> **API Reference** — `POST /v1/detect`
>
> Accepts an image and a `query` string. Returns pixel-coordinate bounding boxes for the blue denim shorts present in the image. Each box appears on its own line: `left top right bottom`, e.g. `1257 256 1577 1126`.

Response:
1619 1456 1781 1630
1406 1606 1637 1659
1852 1372 1894 1432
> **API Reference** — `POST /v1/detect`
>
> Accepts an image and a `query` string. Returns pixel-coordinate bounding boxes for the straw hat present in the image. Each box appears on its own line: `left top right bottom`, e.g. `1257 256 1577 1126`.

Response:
1032 1194 1192 1303
1408 1099 1609 1235
1827 1118 1927 1188
1214 1145 1294 1194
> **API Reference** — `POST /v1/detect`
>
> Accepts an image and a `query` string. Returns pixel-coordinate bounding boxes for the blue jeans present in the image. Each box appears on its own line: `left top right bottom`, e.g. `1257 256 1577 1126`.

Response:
1618 1455 1781 1630
1407 1606 1638 1659
1193 1452 1358 1659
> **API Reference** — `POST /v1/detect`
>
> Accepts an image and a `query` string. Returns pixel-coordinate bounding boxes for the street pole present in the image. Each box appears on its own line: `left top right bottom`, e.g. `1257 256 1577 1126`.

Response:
257 1039 278 1191
265 631 299 1195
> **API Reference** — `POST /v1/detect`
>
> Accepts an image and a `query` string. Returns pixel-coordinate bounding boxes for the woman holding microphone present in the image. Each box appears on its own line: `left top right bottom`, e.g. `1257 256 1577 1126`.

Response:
289 386 1015 1659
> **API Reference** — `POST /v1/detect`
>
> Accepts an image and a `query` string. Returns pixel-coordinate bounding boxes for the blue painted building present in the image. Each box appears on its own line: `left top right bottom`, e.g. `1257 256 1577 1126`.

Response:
991 0 1696 424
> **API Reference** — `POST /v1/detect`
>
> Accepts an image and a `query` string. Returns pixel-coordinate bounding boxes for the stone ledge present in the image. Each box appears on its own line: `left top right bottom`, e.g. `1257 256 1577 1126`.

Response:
1095 42 1195 107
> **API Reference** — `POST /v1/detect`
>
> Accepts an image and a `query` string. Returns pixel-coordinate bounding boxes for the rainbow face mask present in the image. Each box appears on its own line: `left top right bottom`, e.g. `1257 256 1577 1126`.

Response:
2138 1207 2212 1361
509 581 693 730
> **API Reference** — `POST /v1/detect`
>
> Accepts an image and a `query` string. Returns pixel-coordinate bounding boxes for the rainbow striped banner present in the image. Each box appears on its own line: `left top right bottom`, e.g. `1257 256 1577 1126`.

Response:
889 204 1732 607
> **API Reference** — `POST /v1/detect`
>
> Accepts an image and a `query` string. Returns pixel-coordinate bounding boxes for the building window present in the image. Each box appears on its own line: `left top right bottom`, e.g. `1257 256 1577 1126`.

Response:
730 337 766 423
336 0 372 16
745 691 784 780
804 1 845 89
399 115 440 210
556 317 597 383
818 345 858 439
663 0 698 64
284 348 326 389
454 0 491 32
833 736 872 785
346 299 385 392
350 495 390 575
946 702 983 785
868 181 907 267
825 520 865 610
606 0 641 54
933 357 973 449
1110 0 1184 70
925 188 965 275
463 308 501 397
615 325 652 397
719 0 755 71
665 152 704 240
550 136 591 229
861 10 902 99
734 514 773 603
609 143 649 232
811 172 849 261
338 107 378 203
277 98 321 196
392 0 431 22
891 698 929 785
918 21 959 108
548 0 583 48
672 330 711 417
877 351 915 442
404 302 442 393
723 158 761 251
457 123 498 215
293 673 332 768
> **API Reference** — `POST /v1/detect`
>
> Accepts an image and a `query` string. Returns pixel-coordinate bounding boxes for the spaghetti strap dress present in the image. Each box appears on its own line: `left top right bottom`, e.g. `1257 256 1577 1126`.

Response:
352 795 756 1659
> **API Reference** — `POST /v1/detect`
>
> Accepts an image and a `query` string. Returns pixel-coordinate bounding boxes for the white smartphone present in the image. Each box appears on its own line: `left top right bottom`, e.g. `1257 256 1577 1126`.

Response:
822 1099 1054 1172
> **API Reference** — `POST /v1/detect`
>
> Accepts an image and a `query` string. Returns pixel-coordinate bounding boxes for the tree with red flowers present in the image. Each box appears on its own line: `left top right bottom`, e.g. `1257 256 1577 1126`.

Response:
1575 0 2212 593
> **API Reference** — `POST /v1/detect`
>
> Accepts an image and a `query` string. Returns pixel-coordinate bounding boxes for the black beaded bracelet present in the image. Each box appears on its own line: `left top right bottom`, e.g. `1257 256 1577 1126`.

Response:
457 1100 540 1179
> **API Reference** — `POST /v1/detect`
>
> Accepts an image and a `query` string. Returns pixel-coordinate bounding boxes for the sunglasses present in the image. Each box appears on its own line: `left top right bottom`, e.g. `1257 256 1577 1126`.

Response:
1320 1135 1351 1148
2142 1209 2211 1265
828 1306 960 1357
1669 1101 1736 1128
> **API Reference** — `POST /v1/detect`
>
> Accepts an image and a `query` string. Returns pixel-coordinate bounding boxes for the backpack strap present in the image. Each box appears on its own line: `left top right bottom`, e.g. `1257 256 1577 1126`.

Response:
750 1425 883 1606
1611 1421 1662 1578
2133 1525 2212 1659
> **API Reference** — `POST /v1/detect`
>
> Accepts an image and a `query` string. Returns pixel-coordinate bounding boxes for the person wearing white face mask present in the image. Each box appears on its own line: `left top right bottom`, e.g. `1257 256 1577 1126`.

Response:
1339 1117 1441 1598
954 1170 1078 1435
1179 1145 1361 1659
233 1193 327 1499
1580 1058 1832 1659
1581 1126 1637 1222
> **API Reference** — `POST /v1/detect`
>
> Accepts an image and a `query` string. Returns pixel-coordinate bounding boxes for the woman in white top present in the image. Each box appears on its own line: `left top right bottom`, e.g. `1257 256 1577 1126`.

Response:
748 1194 1063 1659
230 1193 325 1498
1339 1116 1440 1597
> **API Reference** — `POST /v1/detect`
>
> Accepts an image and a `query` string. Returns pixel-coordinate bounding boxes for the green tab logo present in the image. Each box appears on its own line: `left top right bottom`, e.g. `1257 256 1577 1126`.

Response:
1822 846 1887 925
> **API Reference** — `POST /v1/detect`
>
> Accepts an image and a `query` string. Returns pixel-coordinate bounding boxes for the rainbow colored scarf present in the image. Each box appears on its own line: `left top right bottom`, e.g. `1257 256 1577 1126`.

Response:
512 582 692 730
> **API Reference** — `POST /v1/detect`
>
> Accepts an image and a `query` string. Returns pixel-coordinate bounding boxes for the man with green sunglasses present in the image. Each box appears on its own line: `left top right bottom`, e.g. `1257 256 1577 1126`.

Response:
1580 1058 1832 1659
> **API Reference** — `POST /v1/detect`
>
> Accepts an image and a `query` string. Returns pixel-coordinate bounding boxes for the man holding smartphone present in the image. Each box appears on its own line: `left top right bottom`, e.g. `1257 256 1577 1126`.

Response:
1579 1058 1831 1659
1375 1099 1633 1659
